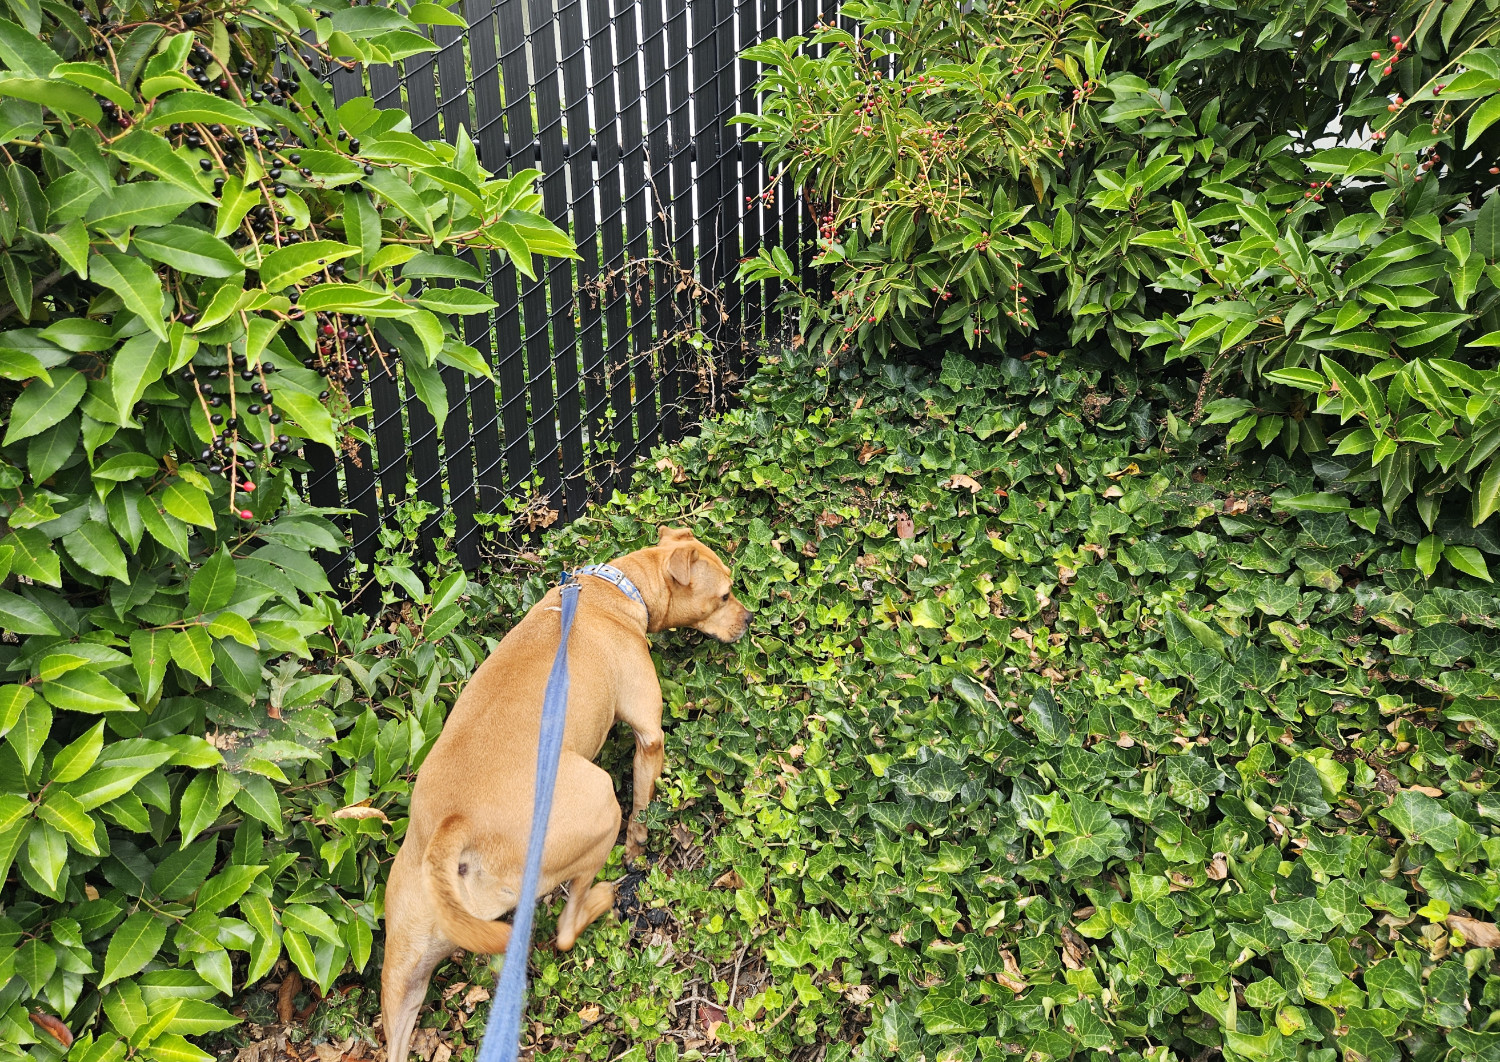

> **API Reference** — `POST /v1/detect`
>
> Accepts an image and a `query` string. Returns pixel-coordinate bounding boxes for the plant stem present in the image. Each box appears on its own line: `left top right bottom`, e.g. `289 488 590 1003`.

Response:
0 270 61 325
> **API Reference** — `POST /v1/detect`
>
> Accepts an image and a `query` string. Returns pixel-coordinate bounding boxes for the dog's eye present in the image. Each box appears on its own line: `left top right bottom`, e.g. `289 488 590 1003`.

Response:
721 593 730 602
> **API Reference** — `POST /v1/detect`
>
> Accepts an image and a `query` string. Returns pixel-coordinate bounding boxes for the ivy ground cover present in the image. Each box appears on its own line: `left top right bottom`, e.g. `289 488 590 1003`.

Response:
361 347 1500 1062
10 342 1499 1062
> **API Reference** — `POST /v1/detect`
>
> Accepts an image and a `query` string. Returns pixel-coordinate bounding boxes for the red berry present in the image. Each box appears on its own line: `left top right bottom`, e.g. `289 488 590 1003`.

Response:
323 324 335 335
1372 52 1381 59
242 481 255 492
1391 34 1400 42
239 509 254 520
1384 66 1393 75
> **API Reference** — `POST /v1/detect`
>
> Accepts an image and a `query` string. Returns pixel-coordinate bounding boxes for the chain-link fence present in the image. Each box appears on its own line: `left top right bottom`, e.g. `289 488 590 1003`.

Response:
300 0 817 581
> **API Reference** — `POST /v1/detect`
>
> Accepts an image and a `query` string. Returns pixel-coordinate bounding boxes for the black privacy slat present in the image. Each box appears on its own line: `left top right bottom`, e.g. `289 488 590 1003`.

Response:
560 0 605 516
313 0 800 588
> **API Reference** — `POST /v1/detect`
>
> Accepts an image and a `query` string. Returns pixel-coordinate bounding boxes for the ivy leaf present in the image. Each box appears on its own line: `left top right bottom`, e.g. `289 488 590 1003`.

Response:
1265 897 1336 940
1277 756 1330 818
910 598 947 629
1025 688 1070 745
1381 790 1462 851
1163 753 1224 812
1282 942 1346 1001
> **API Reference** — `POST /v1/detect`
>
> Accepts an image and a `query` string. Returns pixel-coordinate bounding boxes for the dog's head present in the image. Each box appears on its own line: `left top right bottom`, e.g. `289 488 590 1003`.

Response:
653 526 752 642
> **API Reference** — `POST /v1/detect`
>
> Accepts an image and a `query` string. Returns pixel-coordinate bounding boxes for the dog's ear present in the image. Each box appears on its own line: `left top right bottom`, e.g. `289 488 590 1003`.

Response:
665 544 698 586
657 526 694 543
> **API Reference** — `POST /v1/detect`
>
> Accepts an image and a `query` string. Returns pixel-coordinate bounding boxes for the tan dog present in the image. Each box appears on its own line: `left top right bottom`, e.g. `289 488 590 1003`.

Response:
380 527 752 1061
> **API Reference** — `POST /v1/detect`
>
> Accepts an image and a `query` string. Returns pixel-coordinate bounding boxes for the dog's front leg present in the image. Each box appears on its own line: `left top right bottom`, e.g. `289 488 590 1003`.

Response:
616 675 664 862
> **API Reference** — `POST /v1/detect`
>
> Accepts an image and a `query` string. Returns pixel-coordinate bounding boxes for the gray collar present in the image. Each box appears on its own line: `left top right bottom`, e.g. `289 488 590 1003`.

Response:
567 564 650 624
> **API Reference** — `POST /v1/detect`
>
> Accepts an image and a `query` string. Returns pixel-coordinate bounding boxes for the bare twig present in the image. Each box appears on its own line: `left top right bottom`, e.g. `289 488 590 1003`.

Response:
0 270 61 325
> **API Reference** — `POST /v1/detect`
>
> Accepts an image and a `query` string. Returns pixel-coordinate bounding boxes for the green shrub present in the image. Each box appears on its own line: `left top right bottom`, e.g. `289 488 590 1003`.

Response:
737 0 1093 356
0 0 574 1056
739 0 1500 562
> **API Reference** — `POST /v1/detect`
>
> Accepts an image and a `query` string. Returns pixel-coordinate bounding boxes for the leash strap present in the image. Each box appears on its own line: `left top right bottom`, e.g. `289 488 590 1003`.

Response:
476 577 580 1062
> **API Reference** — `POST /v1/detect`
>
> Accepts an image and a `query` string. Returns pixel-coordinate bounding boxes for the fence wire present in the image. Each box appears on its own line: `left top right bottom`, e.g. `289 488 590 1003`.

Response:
298 0 816 582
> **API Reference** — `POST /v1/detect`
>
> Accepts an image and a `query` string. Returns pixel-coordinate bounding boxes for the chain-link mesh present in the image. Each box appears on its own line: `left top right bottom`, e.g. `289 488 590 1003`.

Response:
298 0 816 584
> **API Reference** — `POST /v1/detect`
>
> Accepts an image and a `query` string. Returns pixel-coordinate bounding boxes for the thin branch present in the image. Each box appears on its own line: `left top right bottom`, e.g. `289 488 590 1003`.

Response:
0 270 62 326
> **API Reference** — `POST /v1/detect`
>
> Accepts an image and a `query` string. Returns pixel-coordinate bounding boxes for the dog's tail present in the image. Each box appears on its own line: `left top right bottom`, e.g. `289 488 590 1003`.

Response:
424 815 514 955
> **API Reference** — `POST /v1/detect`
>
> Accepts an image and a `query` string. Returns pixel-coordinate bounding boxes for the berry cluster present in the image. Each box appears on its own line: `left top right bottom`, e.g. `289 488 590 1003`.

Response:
306 309 378 383
179 353 293 521
1376 33 1408 78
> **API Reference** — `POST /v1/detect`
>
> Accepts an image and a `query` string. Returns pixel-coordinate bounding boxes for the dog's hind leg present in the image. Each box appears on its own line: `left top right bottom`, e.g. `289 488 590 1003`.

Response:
382 844 454 1062
552 756 623 952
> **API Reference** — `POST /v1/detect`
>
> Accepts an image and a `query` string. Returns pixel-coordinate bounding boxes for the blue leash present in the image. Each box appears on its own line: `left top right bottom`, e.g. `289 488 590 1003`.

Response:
476 575 581 1062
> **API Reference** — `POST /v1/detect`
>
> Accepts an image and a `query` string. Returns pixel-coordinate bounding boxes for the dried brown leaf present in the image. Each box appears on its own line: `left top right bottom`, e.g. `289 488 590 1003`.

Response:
277 971 302 1025
29 1013 73 1048
333 805 389 822
410 1029 440 1062
1449 915 1500 948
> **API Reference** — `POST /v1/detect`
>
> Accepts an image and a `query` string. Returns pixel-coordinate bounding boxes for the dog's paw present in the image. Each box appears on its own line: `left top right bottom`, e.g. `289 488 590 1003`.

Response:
624 824 649 862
